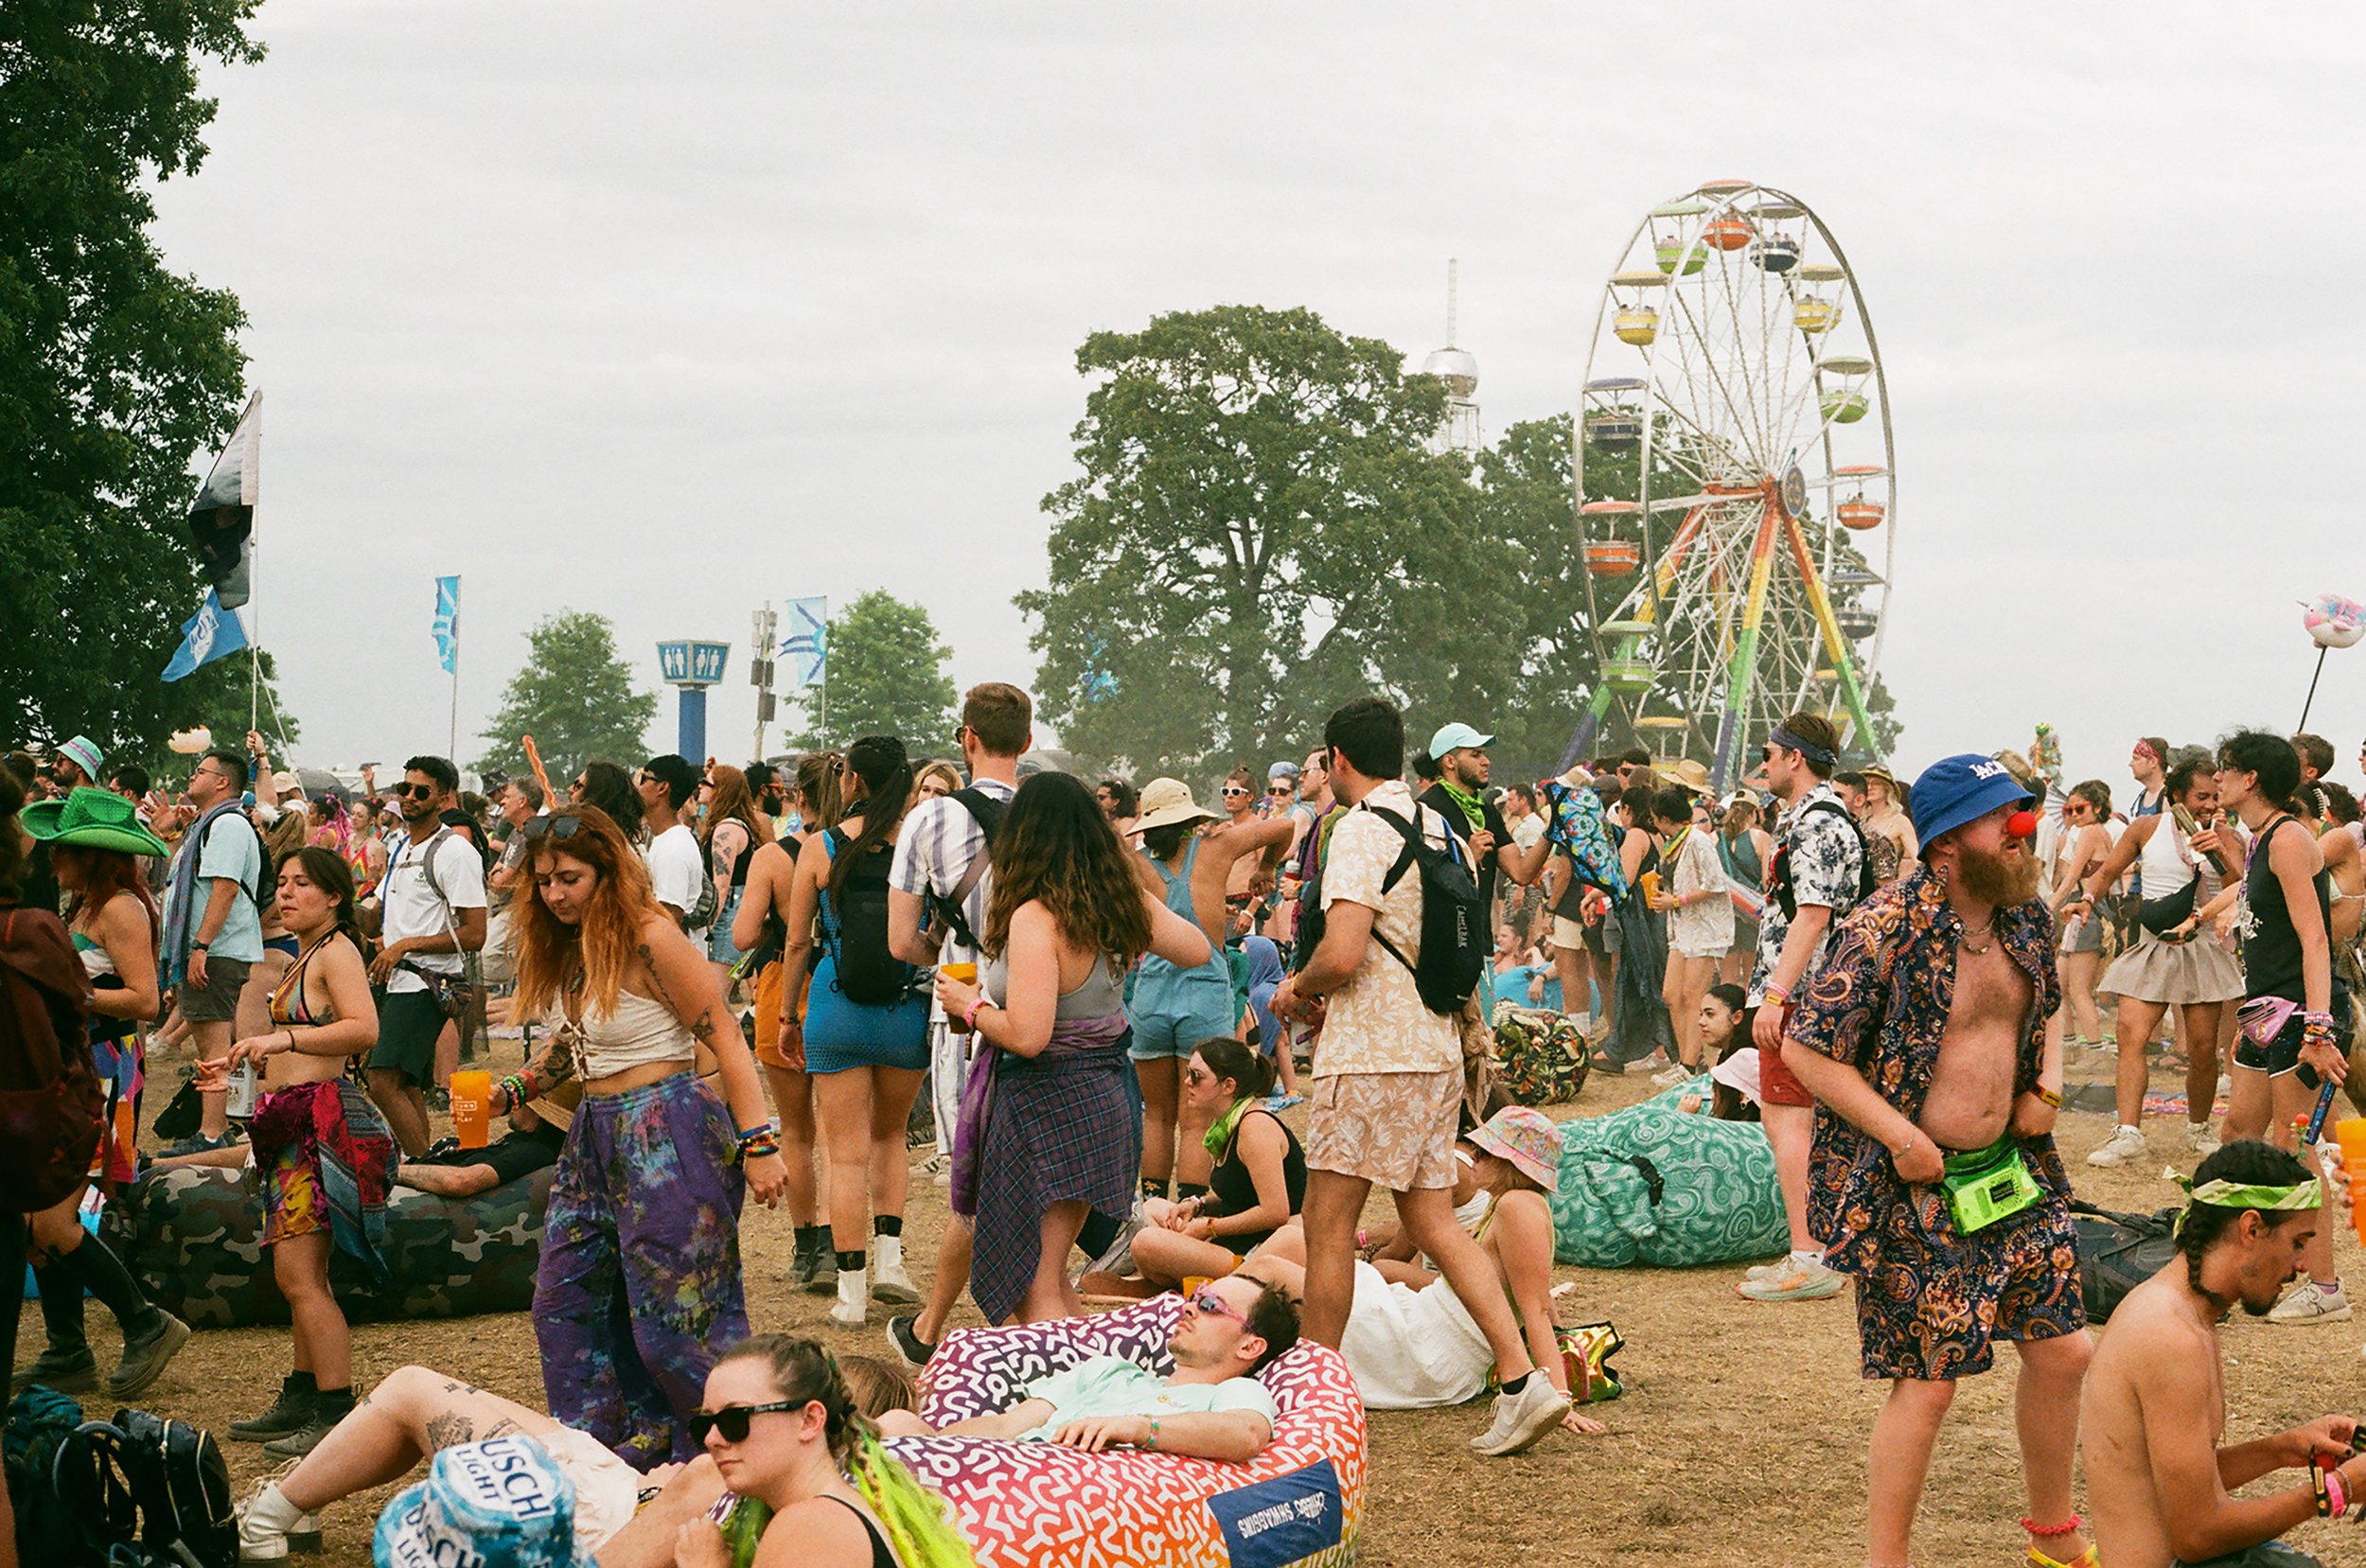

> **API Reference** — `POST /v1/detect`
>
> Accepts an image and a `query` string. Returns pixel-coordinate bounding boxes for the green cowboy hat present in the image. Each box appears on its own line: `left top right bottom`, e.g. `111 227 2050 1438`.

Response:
22 785 169 857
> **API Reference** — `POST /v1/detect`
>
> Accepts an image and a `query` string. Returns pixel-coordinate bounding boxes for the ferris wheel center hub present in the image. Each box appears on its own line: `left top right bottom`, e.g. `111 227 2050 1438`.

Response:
1780 466 1808 520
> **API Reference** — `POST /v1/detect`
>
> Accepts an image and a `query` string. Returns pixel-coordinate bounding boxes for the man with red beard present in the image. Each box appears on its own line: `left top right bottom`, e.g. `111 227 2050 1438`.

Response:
1780 754 2091 1568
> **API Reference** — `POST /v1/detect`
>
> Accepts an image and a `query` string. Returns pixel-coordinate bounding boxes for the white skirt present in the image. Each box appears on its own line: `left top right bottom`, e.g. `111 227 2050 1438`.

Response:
1339 1260 1492 1410
2098 928 2245 1007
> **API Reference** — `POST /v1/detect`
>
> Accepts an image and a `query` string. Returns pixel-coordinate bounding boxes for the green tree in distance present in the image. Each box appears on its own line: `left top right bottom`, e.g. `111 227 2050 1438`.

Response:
1 1 264 759
476 611 658 784
795 590 958 751
1020 305 1509 777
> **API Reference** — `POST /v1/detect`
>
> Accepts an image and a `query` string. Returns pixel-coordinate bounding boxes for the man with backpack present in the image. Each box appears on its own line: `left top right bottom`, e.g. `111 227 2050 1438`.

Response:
159 747 266 1154
880 681 1030 1368
1267 696 1572 1457
364 756 486 1156
1739 711 1869 1304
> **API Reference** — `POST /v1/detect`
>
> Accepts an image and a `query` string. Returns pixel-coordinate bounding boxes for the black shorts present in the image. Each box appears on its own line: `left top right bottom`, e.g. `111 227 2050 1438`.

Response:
369 989 448 1085
409 1124 563 1187
2234 994 2355 1078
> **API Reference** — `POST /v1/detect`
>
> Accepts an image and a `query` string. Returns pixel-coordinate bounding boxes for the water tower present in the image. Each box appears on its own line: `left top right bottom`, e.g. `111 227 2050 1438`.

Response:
1421 257 1481 454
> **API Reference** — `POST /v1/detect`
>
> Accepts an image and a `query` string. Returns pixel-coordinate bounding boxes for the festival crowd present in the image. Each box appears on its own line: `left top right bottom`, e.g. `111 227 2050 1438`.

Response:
4 691 2363 1568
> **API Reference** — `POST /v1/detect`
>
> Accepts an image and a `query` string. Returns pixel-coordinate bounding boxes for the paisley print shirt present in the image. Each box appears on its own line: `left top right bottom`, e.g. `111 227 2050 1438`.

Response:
1785 864 2067 1273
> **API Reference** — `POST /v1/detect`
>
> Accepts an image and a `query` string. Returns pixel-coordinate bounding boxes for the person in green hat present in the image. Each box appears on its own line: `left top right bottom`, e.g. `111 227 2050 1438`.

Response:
15 786 192 1400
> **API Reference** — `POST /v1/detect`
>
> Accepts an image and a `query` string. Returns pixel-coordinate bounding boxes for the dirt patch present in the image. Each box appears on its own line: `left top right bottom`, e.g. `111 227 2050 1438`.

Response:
34 1026 2366 1566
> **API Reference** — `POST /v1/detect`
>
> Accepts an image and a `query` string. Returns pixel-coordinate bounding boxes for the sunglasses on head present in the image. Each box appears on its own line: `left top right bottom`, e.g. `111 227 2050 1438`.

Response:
1185 1286 1250 1329
397 783 436 801
687 1401 803 1445
522 813 587 842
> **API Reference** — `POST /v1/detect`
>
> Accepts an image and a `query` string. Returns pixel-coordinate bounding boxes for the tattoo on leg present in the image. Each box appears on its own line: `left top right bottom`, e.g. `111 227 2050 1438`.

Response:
424 1413 475 1451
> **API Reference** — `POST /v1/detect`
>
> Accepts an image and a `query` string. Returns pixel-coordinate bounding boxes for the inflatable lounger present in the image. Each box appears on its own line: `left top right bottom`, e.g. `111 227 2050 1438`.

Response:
888 1295 1366 1568
115 1165 551 1329
1551 1079 1786 1268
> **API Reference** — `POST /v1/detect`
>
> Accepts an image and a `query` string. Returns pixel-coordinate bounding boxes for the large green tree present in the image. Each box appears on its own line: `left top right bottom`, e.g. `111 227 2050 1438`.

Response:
795 590 958 751
475 611 658 784
1020 305 1512 777
1 1 268 758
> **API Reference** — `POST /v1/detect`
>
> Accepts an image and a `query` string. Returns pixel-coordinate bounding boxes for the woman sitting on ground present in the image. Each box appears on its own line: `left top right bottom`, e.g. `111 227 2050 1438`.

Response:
1674 983 1763 1122
198 847 389 1457
1251 1107 1601 1433
1087 1036 1307 1296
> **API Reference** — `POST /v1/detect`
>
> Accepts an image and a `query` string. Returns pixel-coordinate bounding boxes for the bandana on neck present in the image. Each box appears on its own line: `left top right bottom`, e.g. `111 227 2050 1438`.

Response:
1435 776 1487 837
1203 1094 1253 1159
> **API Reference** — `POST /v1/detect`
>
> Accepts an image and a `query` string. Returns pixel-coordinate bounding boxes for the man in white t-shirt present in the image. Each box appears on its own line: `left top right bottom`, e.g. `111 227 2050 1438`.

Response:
638 754 707 943
1267 696 1571 1458
365 755 487 1155
882 682 1031 1369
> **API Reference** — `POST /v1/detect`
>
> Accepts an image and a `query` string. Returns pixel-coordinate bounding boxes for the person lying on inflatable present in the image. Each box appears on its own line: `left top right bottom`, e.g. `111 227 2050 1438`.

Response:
875 1273 1298 1462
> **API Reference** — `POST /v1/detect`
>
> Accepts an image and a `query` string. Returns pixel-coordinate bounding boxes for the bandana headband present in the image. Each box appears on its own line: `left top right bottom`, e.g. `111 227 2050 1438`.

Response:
1768 726 1838 768
2169 1172 2322 1237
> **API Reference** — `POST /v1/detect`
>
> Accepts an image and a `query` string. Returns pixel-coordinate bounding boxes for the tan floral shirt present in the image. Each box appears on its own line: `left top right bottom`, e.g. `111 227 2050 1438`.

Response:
1315 781 1459 1077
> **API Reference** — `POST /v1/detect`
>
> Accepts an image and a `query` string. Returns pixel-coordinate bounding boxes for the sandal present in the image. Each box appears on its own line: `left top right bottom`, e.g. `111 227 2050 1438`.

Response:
1588 1052 1625 1076
2027 1548 2097 1568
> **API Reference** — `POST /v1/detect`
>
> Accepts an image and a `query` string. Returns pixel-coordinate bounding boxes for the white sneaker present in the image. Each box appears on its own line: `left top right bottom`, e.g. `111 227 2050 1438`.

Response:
1469 1373 1571 1456
2269 1279 2352 1325
2087 1125 2147 1167
1650 1065 1690 1088
237 1479 317 1562
1741 1260 1786 1283
2187 1121 2221 1154
1737 1259 1846 1302
831 1267 869 1328
872 1237 919 1307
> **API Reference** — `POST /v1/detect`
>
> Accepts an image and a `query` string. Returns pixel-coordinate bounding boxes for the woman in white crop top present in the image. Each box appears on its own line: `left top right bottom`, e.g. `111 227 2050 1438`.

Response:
493 804 786 1470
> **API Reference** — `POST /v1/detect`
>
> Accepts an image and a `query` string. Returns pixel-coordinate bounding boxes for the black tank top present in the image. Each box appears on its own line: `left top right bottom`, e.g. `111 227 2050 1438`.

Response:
2242 815 2331 1003
821 1494 898 1568
1207 1106 1307 1251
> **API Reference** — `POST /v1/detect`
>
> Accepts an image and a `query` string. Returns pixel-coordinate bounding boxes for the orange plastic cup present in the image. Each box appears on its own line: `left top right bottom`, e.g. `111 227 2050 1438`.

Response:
450 1069 492 1150
2336 1119 2366 1243
941 962 979 1034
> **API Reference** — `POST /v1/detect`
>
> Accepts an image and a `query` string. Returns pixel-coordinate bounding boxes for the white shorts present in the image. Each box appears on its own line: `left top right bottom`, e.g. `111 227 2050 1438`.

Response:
1551 916 1586 951
535 1423 643 1550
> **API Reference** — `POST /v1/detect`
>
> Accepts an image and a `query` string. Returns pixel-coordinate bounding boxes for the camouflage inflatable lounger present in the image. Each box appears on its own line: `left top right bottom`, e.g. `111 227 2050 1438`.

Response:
113 1166 553 1329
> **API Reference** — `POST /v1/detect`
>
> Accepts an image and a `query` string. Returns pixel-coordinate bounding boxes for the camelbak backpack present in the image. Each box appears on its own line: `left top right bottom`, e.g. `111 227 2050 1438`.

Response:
1366 805 1487 1015
821 830 920 1007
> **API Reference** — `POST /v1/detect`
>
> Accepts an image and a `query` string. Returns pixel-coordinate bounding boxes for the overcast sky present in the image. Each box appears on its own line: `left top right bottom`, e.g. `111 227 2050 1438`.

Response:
150 3 2361 796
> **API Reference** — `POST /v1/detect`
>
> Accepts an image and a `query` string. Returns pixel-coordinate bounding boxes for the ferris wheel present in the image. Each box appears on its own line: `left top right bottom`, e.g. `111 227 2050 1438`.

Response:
1566 179 1897 790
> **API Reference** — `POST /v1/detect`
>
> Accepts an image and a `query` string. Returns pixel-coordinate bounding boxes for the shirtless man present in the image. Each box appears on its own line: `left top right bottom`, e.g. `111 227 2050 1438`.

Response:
1783 753 2091 1568
2083 1139 2363 1568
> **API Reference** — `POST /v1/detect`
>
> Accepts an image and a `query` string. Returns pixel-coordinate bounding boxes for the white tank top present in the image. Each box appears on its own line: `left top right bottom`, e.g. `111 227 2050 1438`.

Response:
560 988 696 1081
2137 816 2197 903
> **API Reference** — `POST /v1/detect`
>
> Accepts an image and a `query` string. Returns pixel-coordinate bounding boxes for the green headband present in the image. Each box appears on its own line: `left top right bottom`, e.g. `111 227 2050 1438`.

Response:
2171 1175 2322 1237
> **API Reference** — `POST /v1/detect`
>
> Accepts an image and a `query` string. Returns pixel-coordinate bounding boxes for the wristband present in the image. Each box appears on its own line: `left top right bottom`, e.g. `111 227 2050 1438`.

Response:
2328 1467 2348 1519
2037 1086 2062 1109
499 1073 532 1111
1762 982 1790 1005
1145 1418 1159 1451
964 996 990 1031
736 1120 777 1142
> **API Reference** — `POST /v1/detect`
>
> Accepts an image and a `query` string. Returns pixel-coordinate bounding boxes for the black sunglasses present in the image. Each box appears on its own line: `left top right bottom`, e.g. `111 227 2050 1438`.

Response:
396 783 436 801
688 1401 803 1444
522 813 587 842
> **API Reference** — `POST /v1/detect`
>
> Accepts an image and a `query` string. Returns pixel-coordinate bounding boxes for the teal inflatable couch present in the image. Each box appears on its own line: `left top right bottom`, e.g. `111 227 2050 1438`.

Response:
1550 1080 1787 1268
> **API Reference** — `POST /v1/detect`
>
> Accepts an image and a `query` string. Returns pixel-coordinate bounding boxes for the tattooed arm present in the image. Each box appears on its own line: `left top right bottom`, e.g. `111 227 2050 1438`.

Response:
639 918 786 1206
490 1016 577 1114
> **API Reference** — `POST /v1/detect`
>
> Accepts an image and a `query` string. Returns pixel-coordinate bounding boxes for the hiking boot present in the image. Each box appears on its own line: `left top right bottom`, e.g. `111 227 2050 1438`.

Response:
1470 1374 1570 1456
231 1380 317 1444
261 1395 350 1459
2086 1126 2147 1168
10 1342 97 1396
785 1231 821 1290
106 1311 191 1400
2187 1121 2221 1154
872 1238 919 1307
806 1247 839 1294
885 1314 935 1370
1738 1259 1846 1302
236 1478 321 1562
2269 1279 2352 1326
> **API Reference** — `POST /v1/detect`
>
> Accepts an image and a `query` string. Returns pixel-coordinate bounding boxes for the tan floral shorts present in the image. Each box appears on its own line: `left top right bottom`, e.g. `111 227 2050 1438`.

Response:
1306 1067 1462 1190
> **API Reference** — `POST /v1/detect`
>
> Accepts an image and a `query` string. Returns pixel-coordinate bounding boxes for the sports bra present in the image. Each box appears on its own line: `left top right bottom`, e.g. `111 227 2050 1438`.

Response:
556 986 696 1082
269 934 341 1027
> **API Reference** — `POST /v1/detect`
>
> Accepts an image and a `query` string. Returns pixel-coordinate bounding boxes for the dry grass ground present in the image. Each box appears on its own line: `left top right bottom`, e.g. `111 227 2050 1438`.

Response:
29 1019 2366 1567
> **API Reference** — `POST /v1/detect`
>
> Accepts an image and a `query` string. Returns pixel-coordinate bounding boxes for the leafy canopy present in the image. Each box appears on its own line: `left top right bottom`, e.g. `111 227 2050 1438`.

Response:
475 610 659 784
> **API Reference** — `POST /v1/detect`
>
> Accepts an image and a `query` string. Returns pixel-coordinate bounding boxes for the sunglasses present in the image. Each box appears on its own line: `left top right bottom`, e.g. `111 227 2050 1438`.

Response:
687 1401 804 1445
1220 787 1250 799
522 813 587 842
396 783 436 801
1185 1287 1249 1329
1183 1065 1213 1087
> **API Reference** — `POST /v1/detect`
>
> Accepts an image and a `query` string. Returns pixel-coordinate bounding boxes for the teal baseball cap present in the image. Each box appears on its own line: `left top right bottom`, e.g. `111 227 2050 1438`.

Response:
1429 722 1494 760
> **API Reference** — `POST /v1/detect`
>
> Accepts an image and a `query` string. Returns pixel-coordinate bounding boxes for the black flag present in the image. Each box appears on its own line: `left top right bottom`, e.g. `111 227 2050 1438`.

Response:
188 390 261 608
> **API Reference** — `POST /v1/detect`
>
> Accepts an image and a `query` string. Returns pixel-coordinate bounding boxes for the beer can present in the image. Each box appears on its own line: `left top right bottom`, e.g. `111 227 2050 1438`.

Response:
224 1059 259 1119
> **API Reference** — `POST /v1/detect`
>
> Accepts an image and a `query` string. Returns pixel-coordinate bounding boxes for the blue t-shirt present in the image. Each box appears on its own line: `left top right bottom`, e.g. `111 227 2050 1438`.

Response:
191 814 265 962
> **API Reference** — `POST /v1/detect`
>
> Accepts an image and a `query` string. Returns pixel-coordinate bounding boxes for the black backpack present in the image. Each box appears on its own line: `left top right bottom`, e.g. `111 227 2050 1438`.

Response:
25 1398 235 1567
2070 1200 2180 1327
1765 798 1877 921
821 829 920 1007
1366 805 1486 1015
5 1385 87 1565
926 787 1007 954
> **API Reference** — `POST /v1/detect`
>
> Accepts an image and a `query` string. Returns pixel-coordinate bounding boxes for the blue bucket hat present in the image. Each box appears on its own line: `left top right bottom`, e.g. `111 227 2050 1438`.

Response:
372 1436 592 1568
1910 753 2036 848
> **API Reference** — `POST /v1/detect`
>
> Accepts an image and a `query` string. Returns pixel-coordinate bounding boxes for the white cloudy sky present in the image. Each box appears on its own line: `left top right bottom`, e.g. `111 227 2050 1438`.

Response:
150 2 2361 795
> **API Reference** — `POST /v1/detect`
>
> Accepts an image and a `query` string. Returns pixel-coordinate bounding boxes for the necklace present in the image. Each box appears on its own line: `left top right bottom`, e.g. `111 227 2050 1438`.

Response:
1957 917 1998 955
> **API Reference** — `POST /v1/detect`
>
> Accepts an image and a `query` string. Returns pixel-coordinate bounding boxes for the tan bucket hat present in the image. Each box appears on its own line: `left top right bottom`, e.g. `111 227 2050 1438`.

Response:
1132 777 1222 835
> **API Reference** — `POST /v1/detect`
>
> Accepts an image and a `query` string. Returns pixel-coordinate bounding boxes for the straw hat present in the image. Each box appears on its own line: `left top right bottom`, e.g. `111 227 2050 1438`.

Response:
1661 759 1712 796
21 786 168 857
1468 1105 1565 1193
1132 777 1221 835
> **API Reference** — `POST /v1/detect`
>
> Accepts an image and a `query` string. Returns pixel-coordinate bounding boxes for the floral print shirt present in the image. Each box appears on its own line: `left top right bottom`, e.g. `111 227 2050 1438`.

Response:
1784 864 2068 1273
1747 782 1864 1005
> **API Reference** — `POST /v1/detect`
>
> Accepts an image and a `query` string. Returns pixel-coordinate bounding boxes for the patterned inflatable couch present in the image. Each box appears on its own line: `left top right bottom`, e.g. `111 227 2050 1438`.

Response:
887 1295 1365 1568
113 1165 550 1328
1551 1078 1787 1268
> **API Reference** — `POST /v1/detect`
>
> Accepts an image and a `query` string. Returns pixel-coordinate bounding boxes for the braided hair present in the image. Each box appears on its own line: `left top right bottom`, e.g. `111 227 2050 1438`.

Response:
2176 1139 2315 1300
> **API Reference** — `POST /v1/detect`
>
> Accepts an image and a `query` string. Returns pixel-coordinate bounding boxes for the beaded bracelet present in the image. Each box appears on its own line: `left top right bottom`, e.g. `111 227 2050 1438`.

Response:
499 1073 533 1110
736 1133 781 1161
2021 1513 2081 1539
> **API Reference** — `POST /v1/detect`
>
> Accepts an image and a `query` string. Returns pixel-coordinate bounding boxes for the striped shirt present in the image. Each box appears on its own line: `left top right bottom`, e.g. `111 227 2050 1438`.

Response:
888 779 1015 967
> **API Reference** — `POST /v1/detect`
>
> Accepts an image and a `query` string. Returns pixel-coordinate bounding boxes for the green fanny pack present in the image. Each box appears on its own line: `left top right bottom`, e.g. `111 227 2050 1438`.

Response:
1939 1136 2041 1234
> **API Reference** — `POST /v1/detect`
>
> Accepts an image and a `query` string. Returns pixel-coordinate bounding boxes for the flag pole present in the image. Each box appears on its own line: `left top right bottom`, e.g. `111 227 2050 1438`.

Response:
248 537 261 734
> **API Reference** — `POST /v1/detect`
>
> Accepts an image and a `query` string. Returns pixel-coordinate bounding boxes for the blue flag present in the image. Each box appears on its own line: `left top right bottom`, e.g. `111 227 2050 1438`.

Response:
780 596 827 689
432 575 460 674
161 589 250 682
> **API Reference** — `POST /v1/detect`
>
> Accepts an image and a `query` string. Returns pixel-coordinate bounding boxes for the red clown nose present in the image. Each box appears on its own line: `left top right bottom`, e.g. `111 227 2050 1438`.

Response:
2006 809 2039 839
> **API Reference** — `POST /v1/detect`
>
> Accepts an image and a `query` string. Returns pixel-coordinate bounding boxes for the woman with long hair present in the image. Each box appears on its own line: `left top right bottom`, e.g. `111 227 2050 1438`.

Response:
346 798 387 899
237 806 314 1047
495 805 786 1468
1649 785 1732 1083
1099 1035 1306 1295
673 1336 974 1568
735 752 840 1293
936 772 1212 1324
782 737 929 1327
17 789 188 1400
701 764 763 987
1716 793 1772 990
195 847 390 1455
573 760 645 845
912 760 962 802
2045 779 2119 1052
